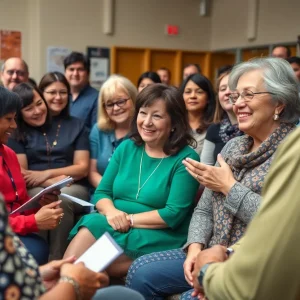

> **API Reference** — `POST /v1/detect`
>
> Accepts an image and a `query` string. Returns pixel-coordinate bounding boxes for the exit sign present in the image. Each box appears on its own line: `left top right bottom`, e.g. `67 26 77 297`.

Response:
166 24 179 36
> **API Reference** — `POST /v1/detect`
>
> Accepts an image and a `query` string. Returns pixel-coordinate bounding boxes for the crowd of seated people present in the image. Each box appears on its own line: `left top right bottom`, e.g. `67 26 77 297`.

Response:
1 48 300 300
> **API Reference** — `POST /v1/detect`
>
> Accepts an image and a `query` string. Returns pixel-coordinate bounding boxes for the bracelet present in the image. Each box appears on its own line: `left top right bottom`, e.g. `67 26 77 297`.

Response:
130 214 134 227
59 276 81 300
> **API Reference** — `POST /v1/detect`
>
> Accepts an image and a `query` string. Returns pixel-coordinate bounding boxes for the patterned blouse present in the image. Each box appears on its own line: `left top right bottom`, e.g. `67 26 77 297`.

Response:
184 123 295 249
0 196 45 299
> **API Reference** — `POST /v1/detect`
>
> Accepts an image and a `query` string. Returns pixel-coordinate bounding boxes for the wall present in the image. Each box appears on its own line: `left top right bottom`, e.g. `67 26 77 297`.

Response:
1 0 300 80
0 0 29 61
0 0 211 80
210 0 300 50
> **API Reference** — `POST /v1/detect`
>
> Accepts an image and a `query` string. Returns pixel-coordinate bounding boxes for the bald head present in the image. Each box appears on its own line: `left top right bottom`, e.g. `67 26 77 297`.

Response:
1 57 29 90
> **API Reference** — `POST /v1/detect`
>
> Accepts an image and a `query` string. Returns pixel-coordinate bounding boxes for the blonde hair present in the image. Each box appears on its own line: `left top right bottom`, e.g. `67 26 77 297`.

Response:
213 71 231 123
97 75 137 130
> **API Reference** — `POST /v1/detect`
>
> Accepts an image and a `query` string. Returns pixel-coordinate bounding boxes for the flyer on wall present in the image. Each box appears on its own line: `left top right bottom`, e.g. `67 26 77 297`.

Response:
47 46 71 73
87 47 110 90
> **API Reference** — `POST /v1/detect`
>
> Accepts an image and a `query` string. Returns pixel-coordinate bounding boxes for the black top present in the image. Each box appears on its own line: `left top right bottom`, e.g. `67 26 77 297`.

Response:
205 123 225 163
8 116 89 171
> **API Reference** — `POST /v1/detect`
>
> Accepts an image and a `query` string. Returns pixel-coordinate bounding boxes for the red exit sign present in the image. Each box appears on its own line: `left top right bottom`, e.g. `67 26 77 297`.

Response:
166 24 179 36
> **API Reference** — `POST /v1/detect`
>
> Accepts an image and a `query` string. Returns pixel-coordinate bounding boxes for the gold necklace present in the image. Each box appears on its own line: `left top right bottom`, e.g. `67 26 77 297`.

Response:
136 148 165 200
42 120 61 166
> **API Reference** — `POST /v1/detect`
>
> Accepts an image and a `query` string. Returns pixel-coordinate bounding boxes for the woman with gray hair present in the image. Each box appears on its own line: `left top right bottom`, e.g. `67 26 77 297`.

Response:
125 57 300 300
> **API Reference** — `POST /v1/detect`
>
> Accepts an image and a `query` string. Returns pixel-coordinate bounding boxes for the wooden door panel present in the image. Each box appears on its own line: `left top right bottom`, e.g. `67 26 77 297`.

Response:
242 48 269 61
115 48 147 87
150 50 177 85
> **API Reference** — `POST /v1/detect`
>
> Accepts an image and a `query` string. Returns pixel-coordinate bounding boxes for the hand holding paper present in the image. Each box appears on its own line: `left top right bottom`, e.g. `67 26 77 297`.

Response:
75 232 124 272
10 176 73 215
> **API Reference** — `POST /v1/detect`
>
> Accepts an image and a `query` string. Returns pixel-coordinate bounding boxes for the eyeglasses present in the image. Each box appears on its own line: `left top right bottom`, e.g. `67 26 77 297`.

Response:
44 90 69 97
229 90 275 105
104 98 130 110
6 69 27 77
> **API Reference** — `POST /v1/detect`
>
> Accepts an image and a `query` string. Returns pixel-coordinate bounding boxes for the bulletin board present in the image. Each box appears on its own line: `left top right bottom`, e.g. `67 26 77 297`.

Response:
0 30 22 60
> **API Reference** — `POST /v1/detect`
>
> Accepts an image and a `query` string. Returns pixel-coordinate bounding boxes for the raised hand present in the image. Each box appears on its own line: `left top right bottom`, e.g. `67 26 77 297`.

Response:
183 154 236 195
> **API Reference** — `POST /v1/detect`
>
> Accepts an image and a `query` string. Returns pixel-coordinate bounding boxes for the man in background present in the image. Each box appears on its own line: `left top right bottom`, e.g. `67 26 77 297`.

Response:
1 57 29 90
287 56 300 97
183 63 201 81
64 52 98 130
287 56 300 82
271 45 291 59
157 67 171 85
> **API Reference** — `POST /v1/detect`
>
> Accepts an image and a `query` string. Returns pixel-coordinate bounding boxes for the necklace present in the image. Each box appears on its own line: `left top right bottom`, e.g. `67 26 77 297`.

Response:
136 148 165 199
42 120 61 166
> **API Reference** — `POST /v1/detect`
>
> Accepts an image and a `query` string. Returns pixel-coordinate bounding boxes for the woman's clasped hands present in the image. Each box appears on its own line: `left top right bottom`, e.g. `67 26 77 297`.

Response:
105 208 131 233
183 154 236 195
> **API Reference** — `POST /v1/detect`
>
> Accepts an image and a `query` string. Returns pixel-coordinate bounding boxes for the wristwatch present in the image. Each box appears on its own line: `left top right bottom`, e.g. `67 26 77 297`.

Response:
197 262 214 287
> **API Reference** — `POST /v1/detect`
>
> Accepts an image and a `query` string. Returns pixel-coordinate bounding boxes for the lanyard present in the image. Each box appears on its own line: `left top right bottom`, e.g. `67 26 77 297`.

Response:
0 155 19 212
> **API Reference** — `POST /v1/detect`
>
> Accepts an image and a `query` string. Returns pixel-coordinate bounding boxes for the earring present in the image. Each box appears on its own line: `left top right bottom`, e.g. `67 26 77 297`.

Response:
273 113 279 121
171 128 175 132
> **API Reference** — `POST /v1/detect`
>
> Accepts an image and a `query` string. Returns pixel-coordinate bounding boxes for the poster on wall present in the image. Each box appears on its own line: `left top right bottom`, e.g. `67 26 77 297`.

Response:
87 47 110 89
47 46 71 73
0 30 22 60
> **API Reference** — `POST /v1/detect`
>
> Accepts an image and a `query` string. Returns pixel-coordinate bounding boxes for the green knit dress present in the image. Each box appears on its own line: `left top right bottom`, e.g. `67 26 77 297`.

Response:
69 139 199 258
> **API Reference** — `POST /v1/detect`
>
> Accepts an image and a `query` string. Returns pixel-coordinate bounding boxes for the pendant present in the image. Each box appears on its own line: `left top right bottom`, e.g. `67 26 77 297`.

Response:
53 141 57 146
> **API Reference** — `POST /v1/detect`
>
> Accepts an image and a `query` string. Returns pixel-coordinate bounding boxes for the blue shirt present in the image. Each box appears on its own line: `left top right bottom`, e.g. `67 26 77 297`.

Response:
69 84 98 130
89 124 127 176
89 124 127 200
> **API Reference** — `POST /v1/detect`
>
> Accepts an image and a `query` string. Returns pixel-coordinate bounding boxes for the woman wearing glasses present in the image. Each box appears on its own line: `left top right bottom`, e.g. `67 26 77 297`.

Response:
88 75 137 200
8 74 90 260
126 58 300 300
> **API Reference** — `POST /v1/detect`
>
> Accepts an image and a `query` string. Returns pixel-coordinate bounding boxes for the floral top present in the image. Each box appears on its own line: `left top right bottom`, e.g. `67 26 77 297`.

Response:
0 196 45 299
184 123 295 249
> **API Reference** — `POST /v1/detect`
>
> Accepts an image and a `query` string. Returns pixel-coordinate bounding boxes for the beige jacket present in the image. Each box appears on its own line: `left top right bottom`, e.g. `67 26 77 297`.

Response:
204 128 300 300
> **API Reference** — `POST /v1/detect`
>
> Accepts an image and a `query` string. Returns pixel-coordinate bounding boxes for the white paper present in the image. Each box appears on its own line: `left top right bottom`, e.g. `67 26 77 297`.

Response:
90 57 109 88
60 193 94 208
75 232 123 272
10 176 73 215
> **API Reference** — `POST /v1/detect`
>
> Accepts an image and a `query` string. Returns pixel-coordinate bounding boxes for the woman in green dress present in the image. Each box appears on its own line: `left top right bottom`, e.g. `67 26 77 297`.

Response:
65 84 200 278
